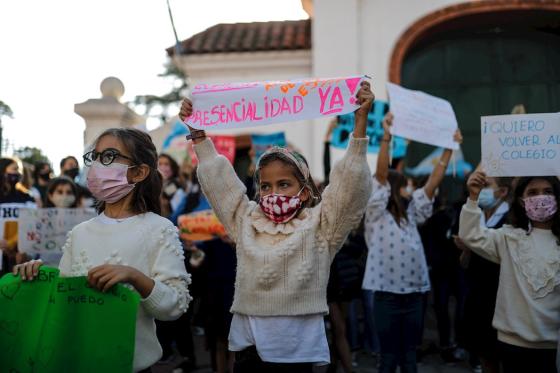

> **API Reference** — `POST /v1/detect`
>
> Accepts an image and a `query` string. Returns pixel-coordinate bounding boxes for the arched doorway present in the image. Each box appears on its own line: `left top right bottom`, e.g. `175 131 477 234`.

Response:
390 1 560 166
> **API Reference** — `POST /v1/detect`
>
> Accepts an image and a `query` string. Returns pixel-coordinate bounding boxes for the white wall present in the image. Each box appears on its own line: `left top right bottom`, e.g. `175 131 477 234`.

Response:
310 0 465 175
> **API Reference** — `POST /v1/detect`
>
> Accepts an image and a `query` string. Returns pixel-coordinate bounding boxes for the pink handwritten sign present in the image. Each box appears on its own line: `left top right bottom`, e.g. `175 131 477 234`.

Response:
185 76 366 130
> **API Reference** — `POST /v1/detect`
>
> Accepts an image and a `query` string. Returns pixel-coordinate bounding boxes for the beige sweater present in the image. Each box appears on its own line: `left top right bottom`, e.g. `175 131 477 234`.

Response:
194 136 372 316
459 198 560 349
59 213 192 371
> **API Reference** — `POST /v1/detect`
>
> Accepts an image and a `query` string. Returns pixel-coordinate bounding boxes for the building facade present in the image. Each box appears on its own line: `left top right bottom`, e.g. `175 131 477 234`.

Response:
168 0 560 179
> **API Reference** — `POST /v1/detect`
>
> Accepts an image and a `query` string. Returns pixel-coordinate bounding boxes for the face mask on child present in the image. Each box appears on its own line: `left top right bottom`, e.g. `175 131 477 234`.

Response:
87 161 136 204
478 187 499 209
158 165 173 180
259 188 304 224
523 195 557 222
52 194 76 208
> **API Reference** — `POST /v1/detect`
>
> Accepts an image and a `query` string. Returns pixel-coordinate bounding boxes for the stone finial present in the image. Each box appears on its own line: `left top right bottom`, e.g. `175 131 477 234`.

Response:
100 77 125 100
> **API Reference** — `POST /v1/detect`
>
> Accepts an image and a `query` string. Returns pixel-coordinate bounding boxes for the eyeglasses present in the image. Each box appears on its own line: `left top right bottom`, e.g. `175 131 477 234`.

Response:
83 148 134 167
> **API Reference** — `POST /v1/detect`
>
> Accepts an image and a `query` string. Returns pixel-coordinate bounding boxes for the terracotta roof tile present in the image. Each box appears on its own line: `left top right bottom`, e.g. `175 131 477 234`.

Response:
167 19 311 55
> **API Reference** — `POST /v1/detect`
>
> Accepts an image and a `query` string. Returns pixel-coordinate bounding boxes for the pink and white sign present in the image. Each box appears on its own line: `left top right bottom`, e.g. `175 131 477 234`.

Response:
185 76 367 130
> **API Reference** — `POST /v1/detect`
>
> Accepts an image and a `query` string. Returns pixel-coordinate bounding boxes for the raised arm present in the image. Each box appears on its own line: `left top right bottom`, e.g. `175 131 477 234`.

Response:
458 170 502 263
320 82 374 253
179 99 250 242
423 129 463 200
375 112 393 185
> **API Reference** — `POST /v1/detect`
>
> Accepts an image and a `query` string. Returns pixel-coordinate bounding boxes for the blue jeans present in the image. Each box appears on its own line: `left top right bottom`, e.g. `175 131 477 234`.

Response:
374 292 423 373
347 290 380 353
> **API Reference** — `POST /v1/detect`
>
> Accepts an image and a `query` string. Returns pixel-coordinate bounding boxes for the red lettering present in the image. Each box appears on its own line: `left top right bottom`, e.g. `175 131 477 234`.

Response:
318 87 331 113
252 102 263 121
280 97 292 115
271 99 282 117
293 96 304 114
329 87 344 110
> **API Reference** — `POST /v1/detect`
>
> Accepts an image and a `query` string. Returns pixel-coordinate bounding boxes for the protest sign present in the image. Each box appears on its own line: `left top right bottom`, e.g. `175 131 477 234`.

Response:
18 208 97 266
481 113 560 176
332 100 407 157
0 203 35 251
178 210 226 241
387 83 459 150
187 135 236 166
0 266 139 373
185 76 367 130
251 132 287 163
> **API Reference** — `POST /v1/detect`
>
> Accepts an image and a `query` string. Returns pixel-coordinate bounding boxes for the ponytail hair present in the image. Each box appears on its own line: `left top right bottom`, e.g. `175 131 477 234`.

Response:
92 128 162 215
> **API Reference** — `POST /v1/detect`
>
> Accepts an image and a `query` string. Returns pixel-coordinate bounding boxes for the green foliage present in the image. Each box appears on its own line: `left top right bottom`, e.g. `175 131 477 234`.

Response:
13 146 50 166
0 100 14 119
132 62 188 124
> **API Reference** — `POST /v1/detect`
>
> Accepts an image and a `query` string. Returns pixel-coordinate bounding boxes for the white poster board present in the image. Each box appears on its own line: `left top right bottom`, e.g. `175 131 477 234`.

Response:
0 202 35 269
18 208 97 266
387 82 459 150
186 76 366 130
481 113 560 176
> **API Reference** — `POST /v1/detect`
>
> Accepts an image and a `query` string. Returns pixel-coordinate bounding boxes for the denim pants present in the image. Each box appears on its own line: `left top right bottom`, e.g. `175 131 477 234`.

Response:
374 291 423 373
347 290 380 353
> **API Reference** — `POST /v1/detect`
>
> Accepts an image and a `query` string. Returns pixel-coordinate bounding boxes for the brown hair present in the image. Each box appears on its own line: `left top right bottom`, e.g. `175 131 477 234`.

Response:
255 151 321 208
92 128 162 215
386 169 409 226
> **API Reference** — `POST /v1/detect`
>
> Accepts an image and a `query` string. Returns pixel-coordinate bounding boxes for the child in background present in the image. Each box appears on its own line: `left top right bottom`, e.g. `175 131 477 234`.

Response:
14 128 192 373
46 177 80 208
179 81 374 372
459 173 560 373
362 112 462 373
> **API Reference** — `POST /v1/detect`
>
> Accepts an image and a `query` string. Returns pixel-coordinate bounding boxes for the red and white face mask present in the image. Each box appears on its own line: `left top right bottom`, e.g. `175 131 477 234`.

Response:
259 188 304 224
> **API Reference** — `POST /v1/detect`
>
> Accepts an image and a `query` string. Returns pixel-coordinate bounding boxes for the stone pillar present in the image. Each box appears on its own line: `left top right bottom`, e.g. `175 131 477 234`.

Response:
74 77 145 149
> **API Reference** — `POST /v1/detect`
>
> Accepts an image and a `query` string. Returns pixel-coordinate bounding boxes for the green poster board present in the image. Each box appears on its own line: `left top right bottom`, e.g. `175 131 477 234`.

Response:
0 266 140 373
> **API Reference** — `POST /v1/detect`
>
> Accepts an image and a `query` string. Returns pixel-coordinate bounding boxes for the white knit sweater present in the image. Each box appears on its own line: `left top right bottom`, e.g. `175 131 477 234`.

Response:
459 198 560 349
194 135 372 316
58 212 192 372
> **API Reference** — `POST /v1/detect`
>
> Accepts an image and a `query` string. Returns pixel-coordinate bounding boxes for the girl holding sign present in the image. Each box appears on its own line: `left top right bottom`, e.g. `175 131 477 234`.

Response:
459 173 560 373
178 81 374 372
14 128 192 373
362 112 462 373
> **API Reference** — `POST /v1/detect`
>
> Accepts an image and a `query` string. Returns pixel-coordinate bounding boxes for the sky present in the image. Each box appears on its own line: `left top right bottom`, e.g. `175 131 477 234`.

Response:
0 0 308 172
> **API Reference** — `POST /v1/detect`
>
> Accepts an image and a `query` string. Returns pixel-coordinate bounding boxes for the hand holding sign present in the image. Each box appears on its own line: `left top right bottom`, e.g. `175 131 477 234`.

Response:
466 171 488 200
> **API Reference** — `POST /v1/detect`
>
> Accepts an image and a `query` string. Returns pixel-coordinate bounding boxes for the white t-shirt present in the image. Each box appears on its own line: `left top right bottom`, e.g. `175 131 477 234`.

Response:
228 313 330 365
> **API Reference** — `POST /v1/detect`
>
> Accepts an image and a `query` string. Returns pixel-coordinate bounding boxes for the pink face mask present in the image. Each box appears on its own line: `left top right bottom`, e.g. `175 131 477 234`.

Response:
259 188 304 224
523 195 558 222
158 164 172 180
87 161 136 204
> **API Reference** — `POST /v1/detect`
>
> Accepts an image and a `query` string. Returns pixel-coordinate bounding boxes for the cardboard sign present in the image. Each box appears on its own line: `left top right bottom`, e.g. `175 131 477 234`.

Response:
332 100 407 157
0 267 139 373
0 203 36 251
185 76 366 130
178 210 226 242
387 83 459 150
481 113 560 176
18 208 97 266
251 132 287 163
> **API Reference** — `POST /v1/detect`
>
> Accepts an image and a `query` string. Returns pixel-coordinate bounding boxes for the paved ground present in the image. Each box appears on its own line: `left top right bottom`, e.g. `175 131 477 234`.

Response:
153 335 474 373
153 297 475 373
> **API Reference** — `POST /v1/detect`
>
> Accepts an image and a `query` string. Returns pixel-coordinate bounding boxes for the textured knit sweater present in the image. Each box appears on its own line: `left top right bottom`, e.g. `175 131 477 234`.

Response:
59 212 192 372
459 198 560 349
194 135 372 316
